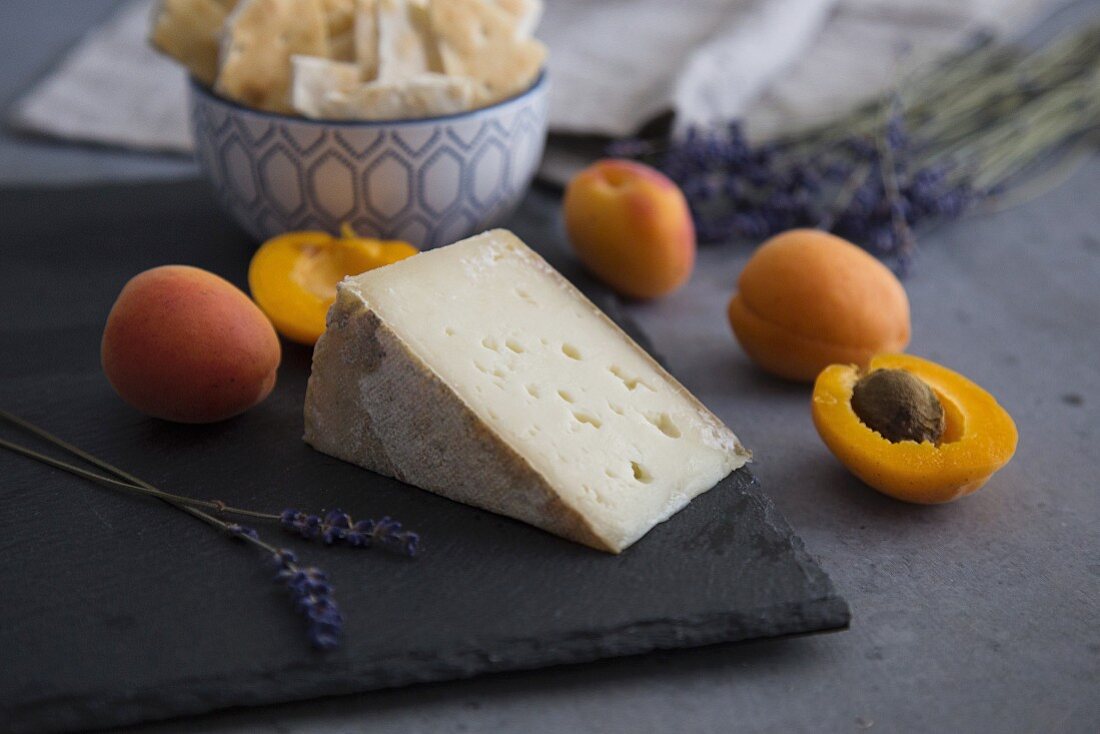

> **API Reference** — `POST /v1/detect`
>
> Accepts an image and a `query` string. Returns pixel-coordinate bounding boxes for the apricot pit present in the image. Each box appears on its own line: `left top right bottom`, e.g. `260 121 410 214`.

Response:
851 368 945 444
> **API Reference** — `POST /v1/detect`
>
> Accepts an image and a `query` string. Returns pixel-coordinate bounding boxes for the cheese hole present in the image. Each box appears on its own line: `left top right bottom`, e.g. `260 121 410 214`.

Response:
608 402 624 415
526 384 540 398
506 338 525 353
557 389 575 403
572 411 602 428
562 343 582 360
488 409 499 420
492 368 506 379
474 361 489 373
481 337 500 351
445 326 455 336
631 461 653 484
582 484 612 508
609 365 651 391
604 468 617 478
646 412 682 439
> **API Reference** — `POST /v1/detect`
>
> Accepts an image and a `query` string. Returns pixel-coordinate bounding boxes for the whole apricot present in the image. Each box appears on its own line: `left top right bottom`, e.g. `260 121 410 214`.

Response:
102 265 281 423
727 229 909 381
563 159 695 299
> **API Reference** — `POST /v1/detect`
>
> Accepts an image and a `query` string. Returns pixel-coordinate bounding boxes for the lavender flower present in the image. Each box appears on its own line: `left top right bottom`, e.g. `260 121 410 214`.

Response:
273 549 343 650
280 508 420 557
225 523 259 540
609 108 984 273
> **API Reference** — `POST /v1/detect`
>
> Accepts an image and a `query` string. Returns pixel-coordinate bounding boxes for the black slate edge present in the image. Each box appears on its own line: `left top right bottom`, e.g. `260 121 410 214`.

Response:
5 475 849 734
10 601 848 734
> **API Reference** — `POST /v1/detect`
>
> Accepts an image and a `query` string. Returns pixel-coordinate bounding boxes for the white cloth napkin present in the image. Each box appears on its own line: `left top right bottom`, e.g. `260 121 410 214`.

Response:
8 0 1056 154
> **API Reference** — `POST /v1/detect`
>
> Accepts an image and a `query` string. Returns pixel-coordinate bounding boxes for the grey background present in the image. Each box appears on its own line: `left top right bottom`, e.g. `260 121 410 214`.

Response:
2 1 1097 732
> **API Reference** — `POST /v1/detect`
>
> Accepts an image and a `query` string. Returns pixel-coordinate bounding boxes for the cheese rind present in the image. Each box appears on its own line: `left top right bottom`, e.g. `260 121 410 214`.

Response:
304 230 749 552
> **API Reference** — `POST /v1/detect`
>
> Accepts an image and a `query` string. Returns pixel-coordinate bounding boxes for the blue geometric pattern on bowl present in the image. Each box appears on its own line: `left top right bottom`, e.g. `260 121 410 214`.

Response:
188 74 548 248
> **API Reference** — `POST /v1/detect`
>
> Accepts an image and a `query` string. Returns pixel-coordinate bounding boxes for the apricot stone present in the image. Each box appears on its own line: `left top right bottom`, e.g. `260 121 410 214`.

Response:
102 265 281 423
727 229 910 382
563 159 695 299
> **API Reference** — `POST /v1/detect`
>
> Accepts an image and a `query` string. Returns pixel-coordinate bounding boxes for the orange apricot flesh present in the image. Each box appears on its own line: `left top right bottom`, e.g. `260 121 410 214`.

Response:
249 228 417 345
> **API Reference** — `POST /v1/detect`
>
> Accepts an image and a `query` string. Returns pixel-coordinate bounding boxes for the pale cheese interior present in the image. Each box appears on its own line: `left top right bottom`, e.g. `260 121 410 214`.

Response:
343 230 747 549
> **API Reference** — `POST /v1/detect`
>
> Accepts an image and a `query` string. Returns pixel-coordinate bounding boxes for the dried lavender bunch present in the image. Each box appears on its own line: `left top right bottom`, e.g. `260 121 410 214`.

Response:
609 117 977 273
609 24 1100 273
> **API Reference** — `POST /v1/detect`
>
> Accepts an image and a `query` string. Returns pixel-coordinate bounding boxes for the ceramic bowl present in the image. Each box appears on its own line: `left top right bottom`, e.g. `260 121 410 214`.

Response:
188 74 548 247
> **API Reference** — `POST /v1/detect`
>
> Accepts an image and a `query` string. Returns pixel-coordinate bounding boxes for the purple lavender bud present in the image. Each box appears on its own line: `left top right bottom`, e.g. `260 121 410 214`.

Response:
324 509 351 529
322 526 346 545
226 523 259 541
277 564 343 650
822 160 854 182
886 114 908 151
272 548 298 567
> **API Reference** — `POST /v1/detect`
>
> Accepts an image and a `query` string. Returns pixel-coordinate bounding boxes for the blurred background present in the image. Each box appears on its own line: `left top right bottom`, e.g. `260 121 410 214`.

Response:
5 0 1098 185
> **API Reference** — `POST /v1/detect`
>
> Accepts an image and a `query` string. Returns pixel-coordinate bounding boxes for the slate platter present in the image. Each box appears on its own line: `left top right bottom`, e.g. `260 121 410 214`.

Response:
0 180 849 733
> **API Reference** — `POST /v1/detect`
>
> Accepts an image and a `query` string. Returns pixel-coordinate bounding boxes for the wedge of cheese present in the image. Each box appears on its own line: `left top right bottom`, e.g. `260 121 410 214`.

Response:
304 230 750 553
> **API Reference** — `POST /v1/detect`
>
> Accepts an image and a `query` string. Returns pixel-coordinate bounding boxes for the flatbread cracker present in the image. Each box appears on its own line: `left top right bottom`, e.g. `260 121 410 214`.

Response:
290 55 362 118
322 0 357 61
344 73 476 119
486 0 542 39
216 0 330 114
294 71 475 120
353 0 379 80
429 0 545 106
149 0 239 85
376 0 442 81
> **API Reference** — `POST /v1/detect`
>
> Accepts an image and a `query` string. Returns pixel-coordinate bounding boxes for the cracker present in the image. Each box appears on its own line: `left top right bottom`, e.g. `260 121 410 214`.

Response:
429 0 545 106
353 0 379 80
296 72 476 120
376 0 442 81
486 0 542 39
149 0 239 85
216 0 330 114
322 0 357 61
344 73 476 119
290 55 362 119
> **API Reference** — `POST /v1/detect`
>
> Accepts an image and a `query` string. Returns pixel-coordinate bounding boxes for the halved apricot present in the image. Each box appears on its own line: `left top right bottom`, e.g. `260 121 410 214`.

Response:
249 225 417 345
812 354 1018 504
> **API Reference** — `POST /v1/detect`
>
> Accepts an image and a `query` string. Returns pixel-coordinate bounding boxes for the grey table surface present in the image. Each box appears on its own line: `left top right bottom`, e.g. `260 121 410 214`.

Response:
2 2 1098 733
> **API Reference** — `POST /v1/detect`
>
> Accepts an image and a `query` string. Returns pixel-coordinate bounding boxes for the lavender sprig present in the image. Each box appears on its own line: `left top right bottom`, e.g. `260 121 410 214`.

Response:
280 509 421 557
272 549 343 650
0 410 386 651
0 411 421 557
